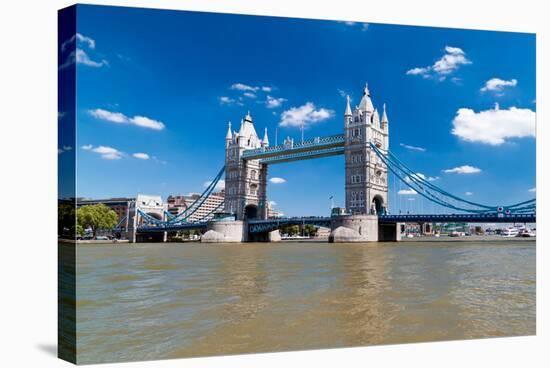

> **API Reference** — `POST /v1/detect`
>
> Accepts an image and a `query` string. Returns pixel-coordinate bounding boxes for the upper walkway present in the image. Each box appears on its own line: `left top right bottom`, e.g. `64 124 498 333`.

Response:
241 134 345 164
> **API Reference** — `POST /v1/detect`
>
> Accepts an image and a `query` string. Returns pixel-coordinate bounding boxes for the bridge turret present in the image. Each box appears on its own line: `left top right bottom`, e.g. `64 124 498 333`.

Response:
261 127 269 147
381 103 388 128
225 121 232 146
344 82 388 216
224 111 266 221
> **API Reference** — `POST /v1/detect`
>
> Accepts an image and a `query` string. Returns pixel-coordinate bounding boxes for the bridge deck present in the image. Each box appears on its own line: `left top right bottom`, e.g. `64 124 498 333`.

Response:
137 213 535 234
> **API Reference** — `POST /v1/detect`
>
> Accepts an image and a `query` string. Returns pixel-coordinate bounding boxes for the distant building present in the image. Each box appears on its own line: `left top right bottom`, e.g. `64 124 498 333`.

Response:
167 191 225 222
315 227 331 239
267 201 284 218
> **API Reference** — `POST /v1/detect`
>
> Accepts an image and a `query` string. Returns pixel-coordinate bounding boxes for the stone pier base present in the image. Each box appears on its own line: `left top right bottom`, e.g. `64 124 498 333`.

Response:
268 229 281 242
329 215 379 242
201 220 246 243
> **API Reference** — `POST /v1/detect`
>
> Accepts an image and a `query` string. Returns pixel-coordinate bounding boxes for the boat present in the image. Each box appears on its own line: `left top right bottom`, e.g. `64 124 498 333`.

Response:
501 227 520 237
518 228 536 237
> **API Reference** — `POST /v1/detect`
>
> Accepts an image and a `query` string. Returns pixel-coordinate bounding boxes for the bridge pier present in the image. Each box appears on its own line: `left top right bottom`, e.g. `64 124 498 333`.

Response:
329 215 379 242
328 215 401 242
201 219 246 243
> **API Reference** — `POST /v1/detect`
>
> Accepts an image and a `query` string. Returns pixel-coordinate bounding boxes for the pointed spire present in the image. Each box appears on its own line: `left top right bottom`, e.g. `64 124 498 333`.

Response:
344 95 352 116
226 121 232 140
358 82 374 112
373 108 380 125
244 110 253 122
239 119 245 136
363 82 370 96
381 103 388 123
262 127 269 146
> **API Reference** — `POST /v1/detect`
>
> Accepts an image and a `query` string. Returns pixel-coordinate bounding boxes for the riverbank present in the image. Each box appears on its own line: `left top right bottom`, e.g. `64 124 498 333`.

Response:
401 234 536 242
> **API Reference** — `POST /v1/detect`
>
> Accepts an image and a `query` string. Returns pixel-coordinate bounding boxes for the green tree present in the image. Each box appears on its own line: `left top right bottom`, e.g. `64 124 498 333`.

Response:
76 204 118 237
303 224 318 237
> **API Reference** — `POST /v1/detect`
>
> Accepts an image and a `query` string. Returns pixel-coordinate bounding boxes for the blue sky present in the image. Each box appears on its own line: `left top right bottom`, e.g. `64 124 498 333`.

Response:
59 4 536 216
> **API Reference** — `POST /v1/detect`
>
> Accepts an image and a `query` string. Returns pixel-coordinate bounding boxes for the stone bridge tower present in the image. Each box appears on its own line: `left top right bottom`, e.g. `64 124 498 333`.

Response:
344 83 389 215
224 112 269 221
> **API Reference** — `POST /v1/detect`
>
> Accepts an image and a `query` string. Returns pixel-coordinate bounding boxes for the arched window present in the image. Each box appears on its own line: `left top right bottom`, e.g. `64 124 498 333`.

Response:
250 170 257 180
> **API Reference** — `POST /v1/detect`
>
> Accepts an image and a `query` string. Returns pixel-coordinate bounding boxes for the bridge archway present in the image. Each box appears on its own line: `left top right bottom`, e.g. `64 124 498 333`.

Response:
244 204 259 220
373 195 385 215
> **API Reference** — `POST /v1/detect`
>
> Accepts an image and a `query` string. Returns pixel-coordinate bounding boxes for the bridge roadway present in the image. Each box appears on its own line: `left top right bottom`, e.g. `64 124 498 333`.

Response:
137 213 536 234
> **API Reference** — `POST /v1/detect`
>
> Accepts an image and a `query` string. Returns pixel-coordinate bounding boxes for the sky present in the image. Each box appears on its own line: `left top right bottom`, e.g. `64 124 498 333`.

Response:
58 4 536 217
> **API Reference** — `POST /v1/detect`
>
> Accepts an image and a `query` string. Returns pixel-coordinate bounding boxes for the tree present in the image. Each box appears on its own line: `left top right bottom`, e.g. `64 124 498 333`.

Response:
303 224 318 237
77 204 118 237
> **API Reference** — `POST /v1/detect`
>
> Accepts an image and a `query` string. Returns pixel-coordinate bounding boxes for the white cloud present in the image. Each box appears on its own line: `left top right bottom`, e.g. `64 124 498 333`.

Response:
451 104 535 145
60 33 108 69
268 200 277 207
81 144 93 150
129 116 165 130
230 83 259 92
133 153 150 160
406 46 471 80
528 187 536 193
269 177 287 184
61 33 96 52
58 146 72 155
60 48 108 69
266 95 286 109
261 86 272 92
90 146 123 160
89 109 165 130
406 67 430 76
337 89 348 98
480 78 517 93
465 191 473 196
89 108 126 123
279 102 334 128
340 21 369 31
243 92 256 98
398 189 417 195
203 179 225 191
219 96 235 105
400 143 426 152
443 165 481 174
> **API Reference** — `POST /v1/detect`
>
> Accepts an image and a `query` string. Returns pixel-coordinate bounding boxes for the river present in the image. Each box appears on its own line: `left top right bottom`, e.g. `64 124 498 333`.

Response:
73 240 535 364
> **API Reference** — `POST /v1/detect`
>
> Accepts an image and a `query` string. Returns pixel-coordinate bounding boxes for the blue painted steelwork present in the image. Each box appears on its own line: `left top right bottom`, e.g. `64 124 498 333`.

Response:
248 217 332 233
379 213 536 223
369 142 536 215
241 134 345 162
138 222 208 233
164 166 225 223
258 146 345 164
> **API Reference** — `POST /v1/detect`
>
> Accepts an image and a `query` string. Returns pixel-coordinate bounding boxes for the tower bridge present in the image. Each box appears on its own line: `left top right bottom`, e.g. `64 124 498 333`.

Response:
133 82 536 243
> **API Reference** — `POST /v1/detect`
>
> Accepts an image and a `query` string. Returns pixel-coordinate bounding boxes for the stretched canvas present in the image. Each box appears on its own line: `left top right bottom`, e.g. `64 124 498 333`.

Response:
58 4 536 364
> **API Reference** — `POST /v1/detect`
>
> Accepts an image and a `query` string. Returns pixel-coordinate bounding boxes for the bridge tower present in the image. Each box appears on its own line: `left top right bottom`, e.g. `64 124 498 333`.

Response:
224 112 269 221
344 83 389 215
